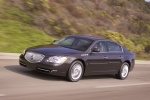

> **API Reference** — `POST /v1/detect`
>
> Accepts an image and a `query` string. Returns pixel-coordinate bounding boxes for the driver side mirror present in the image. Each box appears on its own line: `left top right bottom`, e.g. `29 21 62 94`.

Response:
53 40 58 43
92 47 100 52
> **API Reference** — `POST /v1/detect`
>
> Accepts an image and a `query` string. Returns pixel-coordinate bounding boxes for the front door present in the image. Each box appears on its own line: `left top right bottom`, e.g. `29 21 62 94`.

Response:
85 41 109 75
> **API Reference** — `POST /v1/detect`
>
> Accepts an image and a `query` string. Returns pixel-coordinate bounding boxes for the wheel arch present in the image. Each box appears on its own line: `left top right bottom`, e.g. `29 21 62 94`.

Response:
123 60 131 71
66 59 85 82
72 59 86 74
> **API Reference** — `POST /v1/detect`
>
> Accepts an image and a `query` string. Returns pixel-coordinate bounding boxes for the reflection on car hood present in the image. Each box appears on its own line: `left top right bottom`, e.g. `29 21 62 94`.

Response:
27 44 83 55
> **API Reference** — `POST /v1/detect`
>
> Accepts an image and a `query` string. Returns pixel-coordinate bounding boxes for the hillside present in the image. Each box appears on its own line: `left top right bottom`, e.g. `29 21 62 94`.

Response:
0 0 150 59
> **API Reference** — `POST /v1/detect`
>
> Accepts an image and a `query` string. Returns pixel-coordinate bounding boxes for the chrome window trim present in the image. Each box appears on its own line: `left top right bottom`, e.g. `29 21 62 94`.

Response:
90 40 124 53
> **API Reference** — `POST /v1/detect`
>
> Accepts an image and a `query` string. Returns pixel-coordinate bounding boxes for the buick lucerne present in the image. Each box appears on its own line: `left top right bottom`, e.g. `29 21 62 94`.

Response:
19 35 135 82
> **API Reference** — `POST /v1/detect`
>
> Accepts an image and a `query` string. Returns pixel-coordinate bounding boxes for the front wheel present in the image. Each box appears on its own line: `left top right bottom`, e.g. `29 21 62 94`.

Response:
67 61 84 82
116 62 129 80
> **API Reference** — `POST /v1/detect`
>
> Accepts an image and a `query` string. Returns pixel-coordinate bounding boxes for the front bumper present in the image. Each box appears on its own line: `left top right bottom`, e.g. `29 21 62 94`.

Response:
19 54 70 76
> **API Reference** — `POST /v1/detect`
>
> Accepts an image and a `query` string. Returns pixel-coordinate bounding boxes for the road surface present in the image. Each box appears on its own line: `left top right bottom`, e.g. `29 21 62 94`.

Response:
0 59 150 100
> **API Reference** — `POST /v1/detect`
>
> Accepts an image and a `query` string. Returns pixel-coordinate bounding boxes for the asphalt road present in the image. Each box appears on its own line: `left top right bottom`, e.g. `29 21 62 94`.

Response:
0 59 150 100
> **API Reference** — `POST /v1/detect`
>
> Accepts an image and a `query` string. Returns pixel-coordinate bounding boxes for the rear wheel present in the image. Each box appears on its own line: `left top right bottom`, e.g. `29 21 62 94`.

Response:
116 62 129 80
67 61 84 82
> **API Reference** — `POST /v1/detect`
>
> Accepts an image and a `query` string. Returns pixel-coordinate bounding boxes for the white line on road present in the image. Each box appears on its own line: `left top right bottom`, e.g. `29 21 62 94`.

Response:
95 83 150 88
0 94 6 97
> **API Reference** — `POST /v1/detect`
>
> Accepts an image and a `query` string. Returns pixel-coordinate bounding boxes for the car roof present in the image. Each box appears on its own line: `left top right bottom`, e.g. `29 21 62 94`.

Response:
69 35 105 41
68 35 122 46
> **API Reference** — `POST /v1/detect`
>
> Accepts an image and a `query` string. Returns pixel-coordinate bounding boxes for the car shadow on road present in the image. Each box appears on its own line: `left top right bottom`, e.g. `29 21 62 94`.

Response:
82 75 115 80
5 65 66 81
5 65 116 81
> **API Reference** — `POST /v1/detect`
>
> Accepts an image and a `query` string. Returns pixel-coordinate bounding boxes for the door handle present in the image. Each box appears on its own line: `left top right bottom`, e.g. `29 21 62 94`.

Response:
103 56 108 59
119 56 123 58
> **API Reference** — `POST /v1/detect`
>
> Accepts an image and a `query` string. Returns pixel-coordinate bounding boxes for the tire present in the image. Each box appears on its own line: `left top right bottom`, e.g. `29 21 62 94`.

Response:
116 62 129 80
67 61 84 82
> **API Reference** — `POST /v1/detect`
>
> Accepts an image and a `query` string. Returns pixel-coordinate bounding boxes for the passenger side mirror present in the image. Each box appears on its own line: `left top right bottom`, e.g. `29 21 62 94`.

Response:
92 47 100 52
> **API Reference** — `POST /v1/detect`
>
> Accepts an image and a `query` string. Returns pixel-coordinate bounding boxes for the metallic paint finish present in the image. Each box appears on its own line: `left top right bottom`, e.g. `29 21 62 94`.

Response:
19 35 135 78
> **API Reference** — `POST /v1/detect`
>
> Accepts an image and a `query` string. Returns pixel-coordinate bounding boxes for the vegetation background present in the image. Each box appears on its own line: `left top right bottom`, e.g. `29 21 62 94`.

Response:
0 0 150 59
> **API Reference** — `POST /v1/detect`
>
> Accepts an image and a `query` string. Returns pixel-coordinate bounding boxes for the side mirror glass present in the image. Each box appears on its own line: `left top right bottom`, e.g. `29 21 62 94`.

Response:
53 40 57 43
53 40 58 43
92 47 100 52
52 40 58 45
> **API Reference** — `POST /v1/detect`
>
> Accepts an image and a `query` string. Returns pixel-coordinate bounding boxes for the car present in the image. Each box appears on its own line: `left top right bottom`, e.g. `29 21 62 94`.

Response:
19 35 135 82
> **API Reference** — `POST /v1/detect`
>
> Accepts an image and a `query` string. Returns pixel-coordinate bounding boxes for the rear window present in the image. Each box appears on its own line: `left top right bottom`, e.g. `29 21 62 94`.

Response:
106 41 122 52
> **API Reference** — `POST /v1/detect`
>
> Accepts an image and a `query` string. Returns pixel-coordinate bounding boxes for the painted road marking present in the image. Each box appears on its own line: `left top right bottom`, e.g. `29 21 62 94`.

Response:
95 83 150 88
0 94 6 97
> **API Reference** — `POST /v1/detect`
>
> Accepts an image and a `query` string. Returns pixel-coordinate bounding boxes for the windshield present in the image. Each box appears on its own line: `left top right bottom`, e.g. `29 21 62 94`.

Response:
53 36 94 51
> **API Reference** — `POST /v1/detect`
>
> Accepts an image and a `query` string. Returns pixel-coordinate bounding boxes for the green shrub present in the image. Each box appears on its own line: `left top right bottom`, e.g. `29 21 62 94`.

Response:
62 19 71 27
41 0 50 10
49 7 59 14
26 0 35 10
107 0 128 7
145 45 150 53
54 26 62 34
47 18 57 26
102 31 137 52
0 3 33 24
132 35 150 53
69 27 78 34
24 0 36 11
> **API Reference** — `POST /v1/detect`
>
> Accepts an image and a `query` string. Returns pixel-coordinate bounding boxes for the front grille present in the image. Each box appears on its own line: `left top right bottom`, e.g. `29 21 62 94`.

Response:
25 52 45 63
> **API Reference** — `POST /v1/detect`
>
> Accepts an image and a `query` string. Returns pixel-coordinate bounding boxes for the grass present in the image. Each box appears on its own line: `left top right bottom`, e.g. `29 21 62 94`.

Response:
0 1 33 24
0 19 55 53
135 53 150 60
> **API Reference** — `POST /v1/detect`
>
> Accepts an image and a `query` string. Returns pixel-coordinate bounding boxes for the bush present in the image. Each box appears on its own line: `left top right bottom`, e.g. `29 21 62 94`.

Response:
69 27 78 34
145 45 150 53
62 19 71 27
0 3 33 24
54 26 62 34
107 0 128 7
47 18 57 26
102 31 139 52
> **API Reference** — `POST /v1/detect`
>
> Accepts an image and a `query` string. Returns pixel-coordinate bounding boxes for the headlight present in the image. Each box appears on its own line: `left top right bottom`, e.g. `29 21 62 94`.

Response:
46 56 67 64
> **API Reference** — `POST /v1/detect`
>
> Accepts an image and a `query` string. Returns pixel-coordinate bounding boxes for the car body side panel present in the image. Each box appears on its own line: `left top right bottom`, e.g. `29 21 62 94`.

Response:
83 53 109 76
106 52 124 73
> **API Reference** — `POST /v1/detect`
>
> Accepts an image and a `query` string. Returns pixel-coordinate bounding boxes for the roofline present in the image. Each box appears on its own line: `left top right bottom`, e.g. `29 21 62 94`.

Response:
68 35 105 40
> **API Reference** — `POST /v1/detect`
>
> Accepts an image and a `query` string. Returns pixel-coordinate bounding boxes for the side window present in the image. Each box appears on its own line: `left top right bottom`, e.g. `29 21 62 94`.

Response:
107 41 122 52
60 38 75 46
73 39 93 51
93 41 107 52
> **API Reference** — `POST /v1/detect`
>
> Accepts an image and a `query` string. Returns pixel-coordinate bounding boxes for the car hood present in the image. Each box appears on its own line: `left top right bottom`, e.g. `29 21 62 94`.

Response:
27 44 83 56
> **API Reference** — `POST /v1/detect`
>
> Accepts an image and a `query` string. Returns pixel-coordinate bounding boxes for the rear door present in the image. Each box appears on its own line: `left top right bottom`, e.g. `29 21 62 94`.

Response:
105 41 124 73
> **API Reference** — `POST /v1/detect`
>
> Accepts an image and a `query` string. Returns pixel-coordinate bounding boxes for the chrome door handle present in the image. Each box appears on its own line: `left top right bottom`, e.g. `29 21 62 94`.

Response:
104 56 108 59
119 56 123 58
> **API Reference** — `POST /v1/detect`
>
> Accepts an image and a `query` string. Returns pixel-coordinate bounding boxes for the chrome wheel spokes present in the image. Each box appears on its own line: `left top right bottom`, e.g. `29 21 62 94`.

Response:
121 65 129 78
71 64 82 80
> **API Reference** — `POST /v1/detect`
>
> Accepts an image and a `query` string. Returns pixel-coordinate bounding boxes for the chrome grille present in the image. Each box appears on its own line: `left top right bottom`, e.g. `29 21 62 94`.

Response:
25 52 45 63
